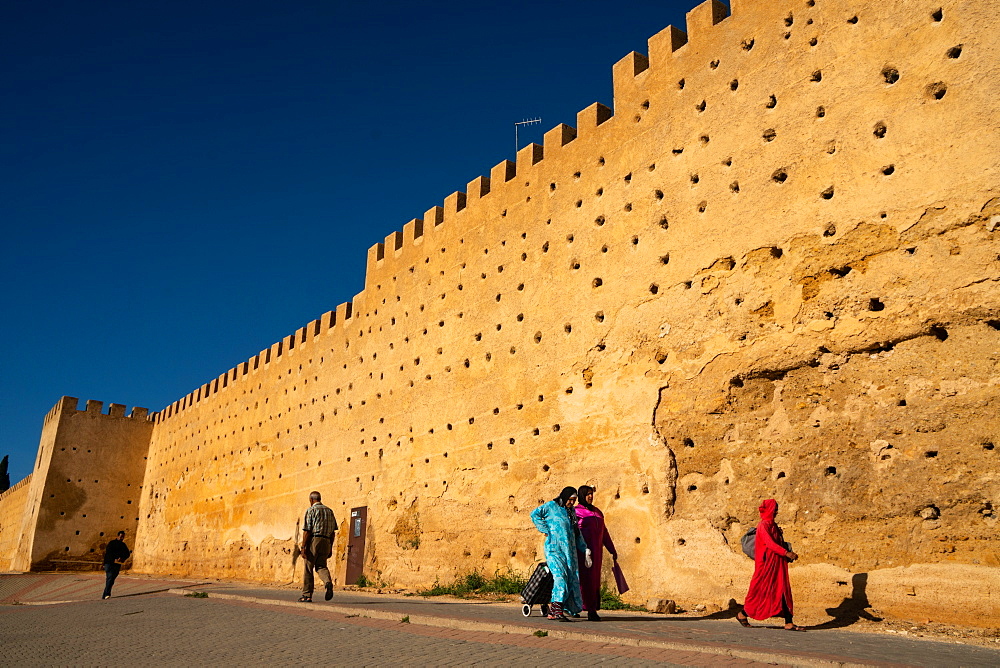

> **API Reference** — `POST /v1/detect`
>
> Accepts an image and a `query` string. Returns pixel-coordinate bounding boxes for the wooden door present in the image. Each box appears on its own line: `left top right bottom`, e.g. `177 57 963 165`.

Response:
345 506 368 585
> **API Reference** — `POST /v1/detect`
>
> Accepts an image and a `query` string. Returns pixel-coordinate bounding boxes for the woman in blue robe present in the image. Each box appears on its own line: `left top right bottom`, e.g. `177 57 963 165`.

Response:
531 487 591 620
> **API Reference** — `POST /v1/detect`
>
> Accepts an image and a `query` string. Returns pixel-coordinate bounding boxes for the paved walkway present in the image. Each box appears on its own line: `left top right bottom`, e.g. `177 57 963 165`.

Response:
2 573 999 667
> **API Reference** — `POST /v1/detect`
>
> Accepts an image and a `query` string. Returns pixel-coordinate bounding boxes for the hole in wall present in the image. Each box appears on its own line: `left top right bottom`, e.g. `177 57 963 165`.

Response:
816 106 826 118
742 38 754 51
926 82 947 100
825 466 838 476
763 128 777 142
946 45 962 58
772 169 788 183
869 298 885 311
847 15 859 24
925 450 938 458
821 186 835 199
777 471 786 479
930 325 949 341
931 8 943 22
809 37 818 46
730 181 740 193
882 164 895 176
697 201 707 213
882 66 900 84
874 122 887 138
730 79 739 91
765 95 777 109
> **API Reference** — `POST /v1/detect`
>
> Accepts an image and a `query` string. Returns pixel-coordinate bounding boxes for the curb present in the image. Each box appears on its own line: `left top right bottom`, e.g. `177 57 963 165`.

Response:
165 589 880 668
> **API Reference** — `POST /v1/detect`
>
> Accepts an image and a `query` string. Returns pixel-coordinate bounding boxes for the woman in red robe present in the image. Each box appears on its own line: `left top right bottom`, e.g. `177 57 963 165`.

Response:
737 499 805 631
575 485 619 621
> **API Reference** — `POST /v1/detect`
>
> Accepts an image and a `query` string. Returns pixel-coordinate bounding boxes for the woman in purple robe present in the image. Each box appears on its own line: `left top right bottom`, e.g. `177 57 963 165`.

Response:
575 484 619 621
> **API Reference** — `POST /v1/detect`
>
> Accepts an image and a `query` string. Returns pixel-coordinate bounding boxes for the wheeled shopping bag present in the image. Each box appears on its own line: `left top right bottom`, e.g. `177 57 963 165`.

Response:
519 561 553 617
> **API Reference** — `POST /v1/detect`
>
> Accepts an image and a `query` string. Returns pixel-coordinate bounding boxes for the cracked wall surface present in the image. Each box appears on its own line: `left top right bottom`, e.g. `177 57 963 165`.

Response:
4 0 997 627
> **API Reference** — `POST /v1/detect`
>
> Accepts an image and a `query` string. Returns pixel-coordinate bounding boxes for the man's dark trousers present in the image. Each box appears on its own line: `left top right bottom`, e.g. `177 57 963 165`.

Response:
103 563 122 598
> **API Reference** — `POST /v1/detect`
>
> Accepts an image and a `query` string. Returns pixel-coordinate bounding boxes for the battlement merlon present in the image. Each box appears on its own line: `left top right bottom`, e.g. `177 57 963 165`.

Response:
403 218 424 244
612 51 650 111
467 176 490 201
516 143 544 178
686 0 729 45
544 124 577 153
490 160 516 184
576 103 612 138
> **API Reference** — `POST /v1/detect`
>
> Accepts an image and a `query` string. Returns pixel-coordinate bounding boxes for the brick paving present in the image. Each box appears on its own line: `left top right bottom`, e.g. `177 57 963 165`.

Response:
3 574 1000 667
1 594 715 666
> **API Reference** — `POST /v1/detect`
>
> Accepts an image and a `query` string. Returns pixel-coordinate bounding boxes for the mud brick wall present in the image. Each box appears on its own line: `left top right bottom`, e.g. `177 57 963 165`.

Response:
17 0 984 625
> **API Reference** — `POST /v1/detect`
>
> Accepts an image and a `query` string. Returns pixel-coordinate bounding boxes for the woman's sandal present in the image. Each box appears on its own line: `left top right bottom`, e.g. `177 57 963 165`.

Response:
298 595 312 603
783 624 807 631
736 612 752 628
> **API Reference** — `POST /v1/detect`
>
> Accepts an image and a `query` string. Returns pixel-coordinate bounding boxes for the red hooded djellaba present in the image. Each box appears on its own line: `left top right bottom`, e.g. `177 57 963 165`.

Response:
739 499 804 631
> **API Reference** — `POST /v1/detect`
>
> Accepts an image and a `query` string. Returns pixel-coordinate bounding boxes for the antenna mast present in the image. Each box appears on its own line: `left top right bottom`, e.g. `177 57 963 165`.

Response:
514 118 542 154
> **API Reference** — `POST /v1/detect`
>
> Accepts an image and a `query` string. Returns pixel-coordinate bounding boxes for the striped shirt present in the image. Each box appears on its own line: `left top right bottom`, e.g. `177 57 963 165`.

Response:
303 502 337 538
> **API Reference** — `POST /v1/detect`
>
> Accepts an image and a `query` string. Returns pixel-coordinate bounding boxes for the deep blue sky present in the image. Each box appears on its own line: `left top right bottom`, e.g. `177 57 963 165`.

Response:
0 0 694 483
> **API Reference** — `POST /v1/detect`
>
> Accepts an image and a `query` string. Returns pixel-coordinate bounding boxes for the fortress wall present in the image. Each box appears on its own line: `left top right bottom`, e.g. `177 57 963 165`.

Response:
131 0 999 625
11 397 153 571
0 475 32 571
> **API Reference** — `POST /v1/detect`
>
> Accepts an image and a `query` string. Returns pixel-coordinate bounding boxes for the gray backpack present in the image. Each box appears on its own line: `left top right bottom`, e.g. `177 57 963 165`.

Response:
741 527 790 560
740 527 756 559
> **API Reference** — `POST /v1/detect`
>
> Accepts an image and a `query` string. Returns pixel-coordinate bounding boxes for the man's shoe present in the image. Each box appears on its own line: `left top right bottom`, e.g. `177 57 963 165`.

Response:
103 595 110 600
324 582 334 601
587 611 602 621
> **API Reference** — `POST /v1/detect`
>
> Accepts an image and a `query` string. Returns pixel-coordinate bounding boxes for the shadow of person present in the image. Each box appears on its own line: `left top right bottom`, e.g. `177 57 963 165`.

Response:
812 573 883 630
646 598 742 622
290 519 301 572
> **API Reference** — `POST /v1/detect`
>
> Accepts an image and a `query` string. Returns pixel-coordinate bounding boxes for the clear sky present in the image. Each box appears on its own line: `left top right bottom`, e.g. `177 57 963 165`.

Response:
0 0 694 483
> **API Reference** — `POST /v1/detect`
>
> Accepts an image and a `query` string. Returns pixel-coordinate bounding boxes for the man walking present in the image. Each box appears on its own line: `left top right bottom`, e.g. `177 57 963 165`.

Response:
102 530 131 599
299 491 338 602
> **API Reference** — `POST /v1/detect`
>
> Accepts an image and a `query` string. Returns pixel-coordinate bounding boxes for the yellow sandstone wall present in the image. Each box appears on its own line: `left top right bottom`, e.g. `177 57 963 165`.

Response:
80 0 1000 627
0 475 32 571
10 398 152 571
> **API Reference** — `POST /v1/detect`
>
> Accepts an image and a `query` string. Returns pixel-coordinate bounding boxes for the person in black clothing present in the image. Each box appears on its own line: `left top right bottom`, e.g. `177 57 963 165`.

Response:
102 531 131 599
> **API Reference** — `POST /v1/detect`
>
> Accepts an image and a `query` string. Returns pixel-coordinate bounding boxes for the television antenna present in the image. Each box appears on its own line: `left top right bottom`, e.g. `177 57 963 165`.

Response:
514 118 542 154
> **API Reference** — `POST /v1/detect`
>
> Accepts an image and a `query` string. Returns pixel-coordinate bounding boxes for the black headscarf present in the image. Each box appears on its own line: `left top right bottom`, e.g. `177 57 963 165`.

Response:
577 484 596 511
555 486 578 506
554 487 581 540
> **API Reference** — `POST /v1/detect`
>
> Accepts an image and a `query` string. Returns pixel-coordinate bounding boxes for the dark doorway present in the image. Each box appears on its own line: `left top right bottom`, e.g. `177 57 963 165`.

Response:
345 506 368 585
